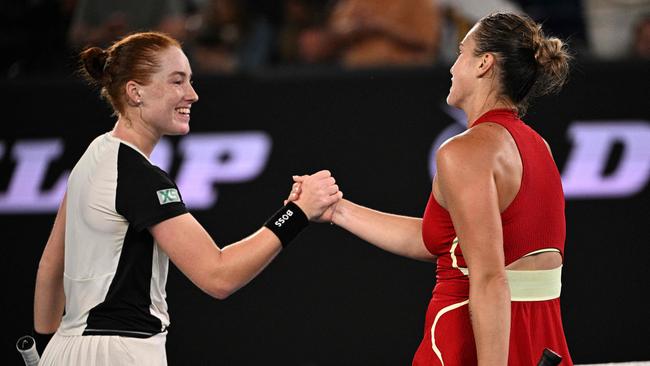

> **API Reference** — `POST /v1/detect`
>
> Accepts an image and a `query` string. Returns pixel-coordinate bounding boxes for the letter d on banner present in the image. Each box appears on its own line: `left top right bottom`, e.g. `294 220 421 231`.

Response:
562 121 650 198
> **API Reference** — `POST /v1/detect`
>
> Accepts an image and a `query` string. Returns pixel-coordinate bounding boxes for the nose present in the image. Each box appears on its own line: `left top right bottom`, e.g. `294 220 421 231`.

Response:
186 83 199 103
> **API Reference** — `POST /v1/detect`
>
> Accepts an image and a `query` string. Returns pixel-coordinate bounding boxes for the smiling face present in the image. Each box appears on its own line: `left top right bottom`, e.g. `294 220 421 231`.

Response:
446 25 482 109
138 46 199 136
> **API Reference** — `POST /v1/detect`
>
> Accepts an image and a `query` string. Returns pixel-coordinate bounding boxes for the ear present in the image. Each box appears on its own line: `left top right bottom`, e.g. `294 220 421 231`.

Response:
476 53 495 78
125 80 142 106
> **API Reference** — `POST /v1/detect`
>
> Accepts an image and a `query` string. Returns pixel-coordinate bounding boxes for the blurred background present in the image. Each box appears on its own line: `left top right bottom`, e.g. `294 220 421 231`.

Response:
1 0 649 365
1 0 649 77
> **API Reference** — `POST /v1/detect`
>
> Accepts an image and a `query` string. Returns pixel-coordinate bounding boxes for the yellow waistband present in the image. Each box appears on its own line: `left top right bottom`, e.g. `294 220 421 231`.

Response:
506 265 562 301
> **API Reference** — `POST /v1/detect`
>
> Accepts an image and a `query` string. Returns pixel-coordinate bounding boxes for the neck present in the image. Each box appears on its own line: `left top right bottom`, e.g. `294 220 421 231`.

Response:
463 77 516 127
112 112 160 157
465 100 515 128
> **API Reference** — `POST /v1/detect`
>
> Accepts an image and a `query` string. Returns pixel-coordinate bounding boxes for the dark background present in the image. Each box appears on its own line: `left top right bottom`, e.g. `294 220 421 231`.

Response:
1 62 649 365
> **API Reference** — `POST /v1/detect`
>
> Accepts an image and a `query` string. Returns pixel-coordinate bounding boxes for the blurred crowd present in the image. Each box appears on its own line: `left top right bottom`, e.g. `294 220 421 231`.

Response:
1 0 649 78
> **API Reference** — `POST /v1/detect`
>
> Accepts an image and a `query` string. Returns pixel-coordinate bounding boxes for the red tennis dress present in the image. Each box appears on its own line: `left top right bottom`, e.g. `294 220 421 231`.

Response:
414 109 572 365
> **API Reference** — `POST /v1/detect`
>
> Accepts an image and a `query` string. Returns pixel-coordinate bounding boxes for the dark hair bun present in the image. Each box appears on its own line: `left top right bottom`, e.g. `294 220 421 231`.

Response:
79 47 109 84
534 35 571 96
474 12 573 115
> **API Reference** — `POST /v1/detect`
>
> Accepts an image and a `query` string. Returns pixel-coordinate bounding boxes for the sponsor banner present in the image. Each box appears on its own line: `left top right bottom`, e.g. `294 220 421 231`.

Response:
1 63 648 365
3 122 648 213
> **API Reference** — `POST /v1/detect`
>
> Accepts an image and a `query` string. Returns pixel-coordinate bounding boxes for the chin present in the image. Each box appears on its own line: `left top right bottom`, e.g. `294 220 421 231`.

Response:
171 120 191 135
176 126 191 135
446 94 458 108
163 126 190 136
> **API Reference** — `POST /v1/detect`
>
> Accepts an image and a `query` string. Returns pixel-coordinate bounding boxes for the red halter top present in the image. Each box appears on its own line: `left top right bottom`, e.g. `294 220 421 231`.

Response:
422 109 566 272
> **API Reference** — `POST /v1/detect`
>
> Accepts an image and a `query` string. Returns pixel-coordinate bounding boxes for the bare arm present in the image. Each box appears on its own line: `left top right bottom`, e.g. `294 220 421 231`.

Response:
151 170 342 299
152 214 281 299
331 199 433 261
34 194 67 334
437 132 510 366
290 176 434 262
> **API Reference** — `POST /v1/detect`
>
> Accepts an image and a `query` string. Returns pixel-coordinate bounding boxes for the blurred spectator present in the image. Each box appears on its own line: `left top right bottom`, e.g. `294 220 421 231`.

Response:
583 0 650 60
190 0 274 73
299 0 442 68
437 0 587 63
515 0 586 52
68 0 187 49
276 0 329 64
633 15 650 58
437 0 522 64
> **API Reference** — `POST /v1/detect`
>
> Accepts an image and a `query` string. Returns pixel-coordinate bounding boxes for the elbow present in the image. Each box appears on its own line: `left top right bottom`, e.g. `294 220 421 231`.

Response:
194 252 241 300
471 271 510 296
206 289 230 300
488 271 509 285
206 287 232 300
204 278 239 300
486 272 510 291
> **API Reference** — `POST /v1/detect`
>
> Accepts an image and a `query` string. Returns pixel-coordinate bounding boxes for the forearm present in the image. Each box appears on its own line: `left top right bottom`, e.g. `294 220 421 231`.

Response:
160 170 340 300
214 199 315 294
332 199 433 261
159 215 283 300
469 275 511 366
216 228 283 294
34 195 66 333
34 264 65 333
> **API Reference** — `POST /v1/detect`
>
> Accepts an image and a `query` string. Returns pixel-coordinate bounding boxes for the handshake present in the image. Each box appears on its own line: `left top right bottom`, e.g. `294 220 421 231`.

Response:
284 170 343 224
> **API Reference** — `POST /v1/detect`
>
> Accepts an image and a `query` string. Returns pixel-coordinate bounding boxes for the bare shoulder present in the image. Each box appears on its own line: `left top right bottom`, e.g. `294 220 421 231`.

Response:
437 122 509 170
468 122 515 146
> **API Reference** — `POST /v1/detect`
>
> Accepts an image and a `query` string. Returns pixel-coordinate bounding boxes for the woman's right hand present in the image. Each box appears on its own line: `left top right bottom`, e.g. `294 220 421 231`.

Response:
288 171 341 223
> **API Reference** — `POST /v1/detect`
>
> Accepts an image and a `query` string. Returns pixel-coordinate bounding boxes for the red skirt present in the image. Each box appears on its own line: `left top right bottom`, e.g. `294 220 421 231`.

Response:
412 280 573 366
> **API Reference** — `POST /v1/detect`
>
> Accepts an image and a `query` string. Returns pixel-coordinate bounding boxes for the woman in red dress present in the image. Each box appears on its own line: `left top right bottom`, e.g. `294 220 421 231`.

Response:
293 12 573 366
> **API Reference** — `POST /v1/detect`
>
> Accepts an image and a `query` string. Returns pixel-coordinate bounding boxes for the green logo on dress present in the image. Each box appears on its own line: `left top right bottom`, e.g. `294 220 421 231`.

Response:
157 188 180 205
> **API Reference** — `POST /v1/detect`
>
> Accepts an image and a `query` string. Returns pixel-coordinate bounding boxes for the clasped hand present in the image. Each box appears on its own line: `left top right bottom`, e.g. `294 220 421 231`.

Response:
287 170 342 223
